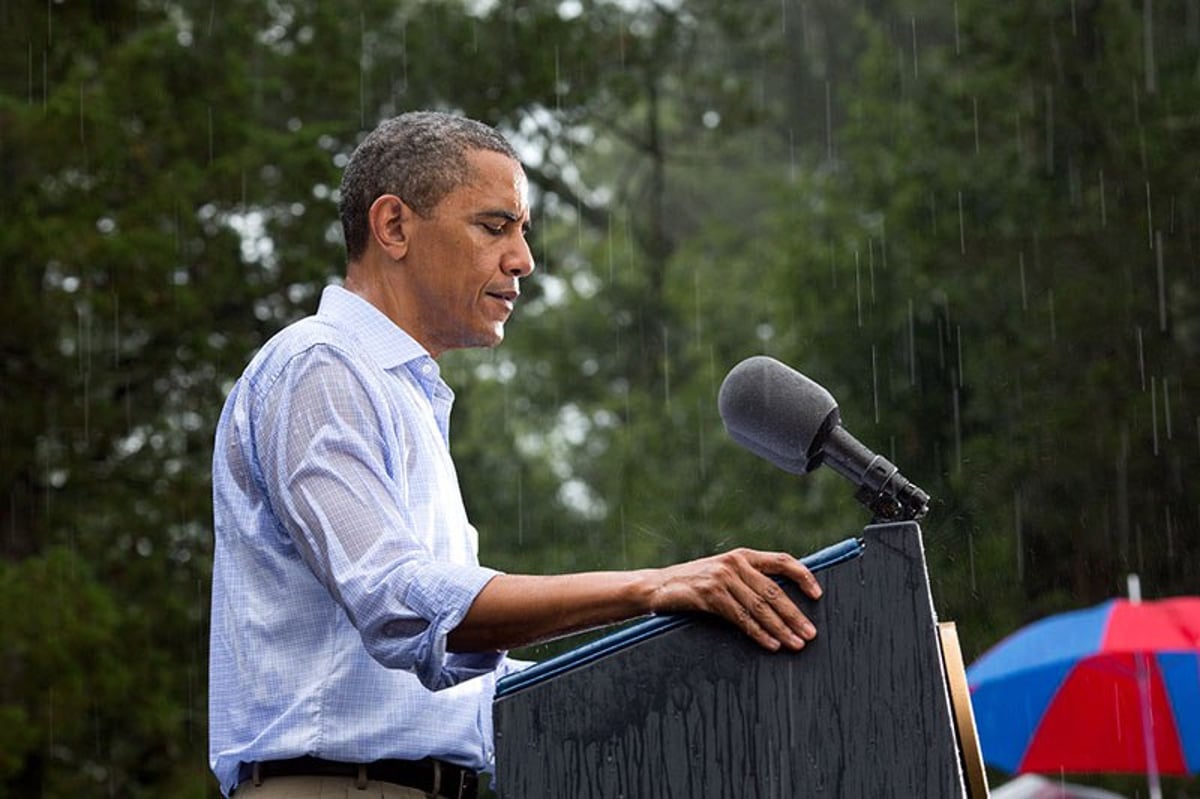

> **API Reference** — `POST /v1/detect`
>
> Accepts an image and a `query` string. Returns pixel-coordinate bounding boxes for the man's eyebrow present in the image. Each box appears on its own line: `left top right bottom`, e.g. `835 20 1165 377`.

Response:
476 209 532 233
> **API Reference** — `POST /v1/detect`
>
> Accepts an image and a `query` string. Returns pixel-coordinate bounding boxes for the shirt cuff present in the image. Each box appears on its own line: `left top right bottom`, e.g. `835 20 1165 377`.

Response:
402 562 504 690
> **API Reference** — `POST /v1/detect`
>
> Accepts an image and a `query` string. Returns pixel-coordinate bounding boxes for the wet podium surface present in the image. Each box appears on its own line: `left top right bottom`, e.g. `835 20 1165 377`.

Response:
493 522 967 798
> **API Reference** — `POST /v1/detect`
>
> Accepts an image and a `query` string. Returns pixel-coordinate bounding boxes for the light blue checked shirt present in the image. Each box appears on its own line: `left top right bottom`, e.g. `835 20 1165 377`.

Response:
209 285 513 797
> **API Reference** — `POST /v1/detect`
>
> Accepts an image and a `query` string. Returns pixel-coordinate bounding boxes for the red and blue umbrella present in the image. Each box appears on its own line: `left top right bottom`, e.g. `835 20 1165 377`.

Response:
966 597 1200 776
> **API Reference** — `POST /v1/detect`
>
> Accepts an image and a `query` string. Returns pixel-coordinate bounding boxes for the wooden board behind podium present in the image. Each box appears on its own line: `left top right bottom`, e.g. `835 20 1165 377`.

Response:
493 522 967 798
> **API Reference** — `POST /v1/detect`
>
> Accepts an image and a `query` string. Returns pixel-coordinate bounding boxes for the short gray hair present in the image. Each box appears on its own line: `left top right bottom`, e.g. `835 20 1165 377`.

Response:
339 111 519 262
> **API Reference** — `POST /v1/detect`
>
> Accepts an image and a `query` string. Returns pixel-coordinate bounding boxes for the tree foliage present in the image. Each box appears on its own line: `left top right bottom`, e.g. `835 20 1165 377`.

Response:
1 0 1197 795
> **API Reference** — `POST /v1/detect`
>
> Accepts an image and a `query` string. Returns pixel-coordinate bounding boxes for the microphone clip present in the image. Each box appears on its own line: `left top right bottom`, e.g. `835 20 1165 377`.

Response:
852 456 930 523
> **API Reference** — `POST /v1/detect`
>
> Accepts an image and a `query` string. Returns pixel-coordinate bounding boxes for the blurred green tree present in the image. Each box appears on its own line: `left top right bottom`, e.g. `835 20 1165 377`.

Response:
2 0 1197 796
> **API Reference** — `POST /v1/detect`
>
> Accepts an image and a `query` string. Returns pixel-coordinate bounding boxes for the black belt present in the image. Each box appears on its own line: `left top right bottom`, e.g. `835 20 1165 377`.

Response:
237 755 478 798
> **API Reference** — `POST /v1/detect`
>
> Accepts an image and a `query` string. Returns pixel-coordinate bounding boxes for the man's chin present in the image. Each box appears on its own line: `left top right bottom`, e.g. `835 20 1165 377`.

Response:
460 326 505 351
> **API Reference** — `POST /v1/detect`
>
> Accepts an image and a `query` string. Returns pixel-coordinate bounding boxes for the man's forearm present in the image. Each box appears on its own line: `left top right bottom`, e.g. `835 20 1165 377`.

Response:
445 571 657 652
446 548 822 654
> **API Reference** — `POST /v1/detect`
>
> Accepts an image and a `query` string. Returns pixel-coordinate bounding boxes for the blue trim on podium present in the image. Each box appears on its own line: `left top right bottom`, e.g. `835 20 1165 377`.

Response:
496 536 865 698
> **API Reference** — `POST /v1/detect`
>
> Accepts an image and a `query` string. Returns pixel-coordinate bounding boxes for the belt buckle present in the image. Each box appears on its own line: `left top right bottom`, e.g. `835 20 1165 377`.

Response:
452 769 470 799
439 761 468 799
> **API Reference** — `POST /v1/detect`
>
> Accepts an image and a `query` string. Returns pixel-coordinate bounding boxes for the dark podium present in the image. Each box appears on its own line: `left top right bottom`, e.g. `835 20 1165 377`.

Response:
492 522 987 797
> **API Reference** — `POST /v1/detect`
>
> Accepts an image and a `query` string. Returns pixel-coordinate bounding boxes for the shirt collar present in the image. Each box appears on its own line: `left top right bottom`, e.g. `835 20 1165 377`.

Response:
316 284 439 377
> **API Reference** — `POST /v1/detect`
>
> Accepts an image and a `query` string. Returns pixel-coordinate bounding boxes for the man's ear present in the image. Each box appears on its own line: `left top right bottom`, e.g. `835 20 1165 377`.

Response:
367 194 412 260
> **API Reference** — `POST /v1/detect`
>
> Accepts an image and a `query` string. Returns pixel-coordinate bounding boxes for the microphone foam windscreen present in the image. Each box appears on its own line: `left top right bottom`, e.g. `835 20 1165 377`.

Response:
717 356 839 475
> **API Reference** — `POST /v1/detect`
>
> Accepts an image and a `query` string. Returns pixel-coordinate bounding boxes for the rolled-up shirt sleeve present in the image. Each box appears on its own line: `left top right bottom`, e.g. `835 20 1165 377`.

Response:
253 343 502 690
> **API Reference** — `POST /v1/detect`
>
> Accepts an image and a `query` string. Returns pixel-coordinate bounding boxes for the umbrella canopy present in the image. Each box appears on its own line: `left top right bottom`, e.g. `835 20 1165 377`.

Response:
991 774 1126 799
967 597 1200 776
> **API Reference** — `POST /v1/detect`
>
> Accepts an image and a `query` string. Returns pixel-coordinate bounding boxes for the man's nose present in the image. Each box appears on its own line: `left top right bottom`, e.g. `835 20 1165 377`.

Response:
503 235 535 278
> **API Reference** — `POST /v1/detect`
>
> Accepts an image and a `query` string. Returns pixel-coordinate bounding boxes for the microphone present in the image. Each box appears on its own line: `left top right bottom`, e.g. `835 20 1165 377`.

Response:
717 355 930 522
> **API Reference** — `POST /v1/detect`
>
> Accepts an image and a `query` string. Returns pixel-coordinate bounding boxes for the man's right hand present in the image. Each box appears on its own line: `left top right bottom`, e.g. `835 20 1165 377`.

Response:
447 547 822 654
645 548 822 651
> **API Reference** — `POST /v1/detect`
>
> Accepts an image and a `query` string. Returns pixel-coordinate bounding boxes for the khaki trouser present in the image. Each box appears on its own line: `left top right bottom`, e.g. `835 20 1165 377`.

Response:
232 775 433 798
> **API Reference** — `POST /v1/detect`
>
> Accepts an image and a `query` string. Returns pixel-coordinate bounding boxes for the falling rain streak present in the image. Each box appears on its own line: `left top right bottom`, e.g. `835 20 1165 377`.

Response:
910 17 919 79
955 325 963 390
1152 378 1160 456
854 249 863 327
1155 230 1167 331
1146 182 1155 249
1144 0 1158 93
907 299 916 386
824 79 834 163
872 345 880 424
1018 252 1028 311
953 1 961 54
971 97 979 154
952 383 962 476
1044 85 1054 175
867 240 877 301
1137 326 1147 390
8 3 1200 794
957 191 965 254
1162 377 1172 442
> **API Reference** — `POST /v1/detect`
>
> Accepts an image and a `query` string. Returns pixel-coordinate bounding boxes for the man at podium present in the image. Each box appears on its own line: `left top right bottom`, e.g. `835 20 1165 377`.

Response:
208 111 823 798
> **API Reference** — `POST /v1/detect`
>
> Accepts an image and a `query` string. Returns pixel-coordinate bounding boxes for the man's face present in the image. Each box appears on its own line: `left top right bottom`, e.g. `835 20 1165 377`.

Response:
401 149 535 357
